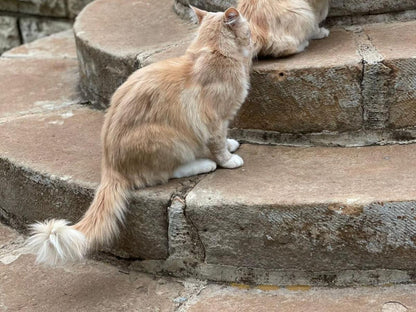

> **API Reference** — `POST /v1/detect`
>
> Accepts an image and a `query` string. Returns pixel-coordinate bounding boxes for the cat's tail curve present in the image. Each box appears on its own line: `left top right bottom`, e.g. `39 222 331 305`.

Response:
27 171 129 265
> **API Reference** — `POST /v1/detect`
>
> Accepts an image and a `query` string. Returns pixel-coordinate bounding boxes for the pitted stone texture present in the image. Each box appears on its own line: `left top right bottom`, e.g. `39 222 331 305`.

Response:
186 144 416 272
362 21 416 129
0 0 67 17
3 29 76 59
74 0 196 107
0 253 186 312
0 224 19 246
233 28 362 133
0 58 79 118
0 16 20 54
186 284 416 312
19 17 72 44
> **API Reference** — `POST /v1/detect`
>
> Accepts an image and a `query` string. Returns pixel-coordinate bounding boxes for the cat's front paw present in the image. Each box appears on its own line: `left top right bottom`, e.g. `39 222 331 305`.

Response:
221 154 244 169
296 40 309 53
227 138 240 153
312 27 330 40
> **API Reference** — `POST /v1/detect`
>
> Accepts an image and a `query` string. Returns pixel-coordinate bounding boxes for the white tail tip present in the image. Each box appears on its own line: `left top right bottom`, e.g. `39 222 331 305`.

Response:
27 219 87 265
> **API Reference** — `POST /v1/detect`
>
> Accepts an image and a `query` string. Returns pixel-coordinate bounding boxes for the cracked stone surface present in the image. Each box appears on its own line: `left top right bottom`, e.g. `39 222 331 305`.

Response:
2 223 416 312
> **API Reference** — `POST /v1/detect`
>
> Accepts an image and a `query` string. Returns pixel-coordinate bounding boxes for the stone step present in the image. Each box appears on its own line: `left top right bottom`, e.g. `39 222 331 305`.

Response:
74 0 416 147
2 30 416 287
174 0 416 25
2 225 416 312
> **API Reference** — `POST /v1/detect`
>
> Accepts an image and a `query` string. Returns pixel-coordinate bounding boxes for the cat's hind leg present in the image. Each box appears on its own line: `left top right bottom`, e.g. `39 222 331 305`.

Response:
171 159 217 179
310 27 329 40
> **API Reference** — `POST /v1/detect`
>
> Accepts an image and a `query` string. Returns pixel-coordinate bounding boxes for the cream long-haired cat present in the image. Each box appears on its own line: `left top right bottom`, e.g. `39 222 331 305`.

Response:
27 7 252 265
238 0 330 57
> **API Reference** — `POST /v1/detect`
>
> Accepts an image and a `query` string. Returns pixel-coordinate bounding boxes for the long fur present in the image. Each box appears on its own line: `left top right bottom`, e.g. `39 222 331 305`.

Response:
27 7 252 265
237 0 330 57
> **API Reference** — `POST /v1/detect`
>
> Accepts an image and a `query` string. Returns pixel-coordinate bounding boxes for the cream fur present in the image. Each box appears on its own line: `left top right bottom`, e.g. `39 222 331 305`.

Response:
27 7 251 265
237 0 330 57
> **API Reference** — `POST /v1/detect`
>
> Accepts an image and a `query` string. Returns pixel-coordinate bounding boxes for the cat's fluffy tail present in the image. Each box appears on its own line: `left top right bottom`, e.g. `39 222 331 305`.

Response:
27 173 129 265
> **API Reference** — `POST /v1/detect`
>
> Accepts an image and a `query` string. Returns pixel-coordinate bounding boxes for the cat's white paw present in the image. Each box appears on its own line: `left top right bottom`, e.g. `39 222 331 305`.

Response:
221 154 244 169
172 159 217 178
296 40 309 53
311 27 330 40
227 138 240 153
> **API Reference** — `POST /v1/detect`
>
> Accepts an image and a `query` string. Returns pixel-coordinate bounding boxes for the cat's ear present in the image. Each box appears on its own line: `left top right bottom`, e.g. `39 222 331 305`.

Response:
190 5 207 24
224 7 240 25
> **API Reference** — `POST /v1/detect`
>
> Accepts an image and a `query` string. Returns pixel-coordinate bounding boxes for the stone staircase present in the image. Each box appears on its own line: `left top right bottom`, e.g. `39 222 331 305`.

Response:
1 0 416 287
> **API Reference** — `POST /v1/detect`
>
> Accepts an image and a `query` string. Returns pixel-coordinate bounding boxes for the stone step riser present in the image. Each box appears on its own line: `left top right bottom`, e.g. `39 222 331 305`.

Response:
3 149 416 287
3 154 416 287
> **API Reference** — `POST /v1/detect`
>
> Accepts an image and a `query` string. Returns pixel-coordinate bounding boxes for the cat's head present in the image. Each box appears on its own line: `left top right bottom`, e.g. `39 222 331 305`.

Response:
190 6 251 59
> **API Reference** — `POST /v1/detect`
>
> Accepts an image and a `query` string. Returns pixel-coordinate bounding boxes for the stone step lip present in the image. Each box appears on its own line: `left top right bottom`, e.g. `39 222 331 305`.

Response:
74 0 416 147
174 0 416 25
2 30 416 287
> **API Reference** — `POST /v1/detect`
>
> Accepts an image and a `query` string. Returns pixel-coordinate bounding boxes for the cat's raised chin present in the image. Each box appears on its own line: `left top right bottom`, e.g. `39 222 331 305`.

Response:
27 6 252 266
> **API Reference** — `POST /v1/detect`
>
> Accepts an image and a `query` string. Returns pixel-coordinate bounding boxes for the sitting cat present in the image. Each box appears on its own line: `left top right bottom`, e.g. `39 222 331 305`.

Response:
27 6 252 265
237 0 330 58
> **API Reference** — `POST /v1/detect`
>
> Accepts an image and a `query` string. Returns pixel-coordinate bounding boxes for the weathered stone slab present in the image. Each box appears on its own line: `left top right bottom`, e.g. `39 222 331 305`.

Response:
0 0 67 17
233 28 363 133
0 58 79 118
186 144 416 272
0 224 19 246
186 284 416 312
0 253 186 312
19 17 72 43
0 16 20 54
363 21 416 130
3 29 76 59
74 0 196 108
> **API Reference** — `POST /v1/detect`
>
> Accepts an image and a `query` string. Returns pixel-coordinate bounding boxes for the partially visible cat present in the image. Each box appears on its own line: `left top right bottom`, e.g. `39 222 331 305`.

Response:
237 0 330 57
27 6 252 265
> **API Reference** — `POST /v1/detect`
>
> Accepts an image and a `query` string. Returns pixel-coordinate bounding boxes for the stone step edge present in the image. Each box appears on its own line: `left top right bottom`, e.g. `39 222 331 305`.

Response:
229 127 416 147
2 142 416 287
